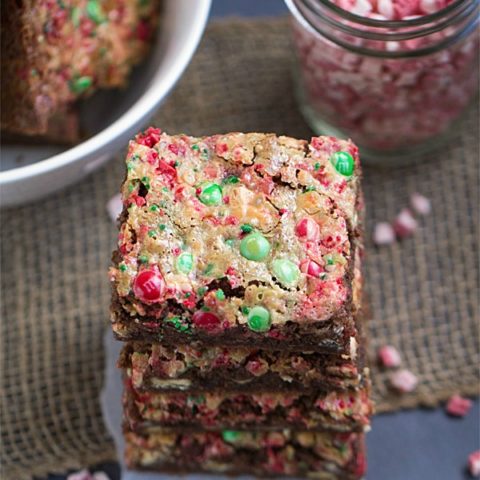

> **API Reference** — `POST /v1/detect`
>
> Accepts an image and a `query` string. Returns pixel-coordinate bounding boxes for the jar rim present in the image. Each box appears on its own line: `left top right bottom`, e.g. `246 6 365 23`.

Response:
299 0 472 29
285 0 480 58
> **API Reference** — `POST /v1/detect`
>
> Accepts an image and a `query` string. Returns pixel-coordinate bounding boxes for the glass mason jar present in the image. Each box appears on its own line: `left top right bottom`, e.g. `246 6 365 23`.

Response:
285 0 479 165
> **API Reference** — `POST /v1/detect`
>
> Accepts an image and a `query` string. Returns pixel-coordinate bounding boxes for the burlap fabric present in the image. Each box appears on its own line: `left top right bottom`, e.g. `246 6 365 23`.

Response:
1 18 479 480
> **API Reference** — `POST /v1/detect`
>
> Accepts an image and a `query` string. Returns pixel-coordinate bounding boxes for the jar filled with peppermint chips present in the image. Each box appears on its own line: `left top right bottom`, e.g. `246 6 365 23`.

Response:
285 0 479 165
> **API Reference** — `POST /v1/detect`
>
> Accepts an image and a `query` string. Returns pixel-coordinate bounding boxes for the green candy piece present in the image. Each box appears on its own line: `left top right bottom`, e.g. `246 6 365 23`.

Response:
240 224 253 233
198 182 223 206
330 151 355 177
222 175 239 185
71 6 82 27
222 430 240 443
176 252 193 274
272 259 300 287
70 76 92 94
215 289 225 301
86 0 105 23
247 306 271 332
240 232 270 261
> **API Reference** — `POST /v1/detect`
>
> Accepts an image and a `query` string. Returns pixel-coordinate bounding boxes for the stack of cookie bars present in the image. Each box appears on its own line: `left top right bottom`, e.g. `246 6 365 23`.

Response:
109 128 373 478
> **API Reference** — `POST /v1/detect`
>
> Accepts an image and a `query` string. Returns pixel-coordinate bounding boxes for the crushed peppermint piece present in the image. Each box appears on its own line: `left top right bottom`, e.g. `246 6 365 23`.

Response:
67 470 93 480
378 345 402 368
390 369 418 393
469 451 480 477
445 394 472 417
410 192 431 215
394 209 418 238
93 473 111 480
106 194 122 223
373 222 396 246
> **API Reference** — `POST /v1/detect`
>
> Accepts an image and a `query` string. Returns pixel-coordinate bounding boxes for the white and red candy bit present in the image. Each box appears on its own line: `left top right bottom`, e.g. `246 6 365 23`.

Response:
390 368 418 392
291 0 478 151
469 451 480 477
394 208 418 238
378 345 402 367
106 194 122 223
410 192 431 215
373 222 396 246
445 394 472 417
67 471 110 480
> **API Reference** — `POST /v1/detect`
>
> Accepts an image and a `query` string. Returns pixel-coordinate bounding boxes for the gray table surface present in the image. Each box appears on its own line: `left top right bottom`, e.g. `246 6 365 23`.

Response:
211 2 480 480
42 2 480 479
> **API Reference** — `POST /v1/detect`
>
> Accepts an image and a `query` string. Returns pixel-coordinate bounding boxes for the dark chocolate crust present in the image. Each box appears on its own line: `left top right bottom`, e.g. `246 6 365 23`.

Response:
124 428 366 479
111 303 357 354
123 379 372 434
119 341 366 393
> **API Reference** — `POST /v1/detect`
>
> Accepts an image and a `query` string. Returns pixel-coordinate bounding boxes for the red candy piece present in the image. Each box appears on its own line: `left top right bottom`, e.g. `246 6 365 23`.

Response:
133 269 165 303
469 451 480 477
445 394 472 417
192 311 221 331
136 20 151 41
295 218 320 241
300 258 323 278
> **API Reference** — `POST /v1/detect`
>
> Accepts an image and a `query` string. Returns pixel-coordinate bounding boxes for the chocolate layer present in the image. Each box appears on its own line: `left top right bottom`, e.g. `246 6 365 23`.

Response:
124 428 366 479
119 340 365 393
124 378 372 433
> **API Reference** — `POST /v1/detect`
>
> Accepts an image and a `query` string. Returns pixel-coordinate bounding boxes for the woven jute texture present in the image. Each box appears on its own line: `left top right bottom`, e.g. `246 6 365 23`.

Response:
1 17 479 480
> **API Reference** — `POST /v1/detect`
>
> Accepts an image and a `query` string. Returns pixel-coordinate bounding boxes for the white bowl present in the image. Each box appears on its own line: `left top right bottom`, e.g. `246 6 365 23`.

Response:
0 0 211 207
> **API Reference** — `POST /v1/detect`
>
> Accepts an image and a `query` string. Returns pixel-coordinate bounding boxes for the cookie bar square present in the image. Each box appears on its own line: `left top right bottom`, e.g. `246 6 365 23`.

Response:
110 129 363 353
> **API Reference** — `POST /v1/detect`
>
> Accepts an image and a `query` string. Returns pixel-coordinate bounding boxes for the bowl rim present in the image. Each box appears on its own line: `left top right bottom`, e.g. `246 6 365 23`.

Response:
0 0 211 185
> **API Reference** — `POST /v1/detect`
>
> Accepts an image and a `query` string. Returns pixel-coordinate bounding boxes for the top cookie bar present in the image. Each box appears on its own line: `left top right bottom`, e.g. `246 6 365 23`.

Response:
110 128 363 352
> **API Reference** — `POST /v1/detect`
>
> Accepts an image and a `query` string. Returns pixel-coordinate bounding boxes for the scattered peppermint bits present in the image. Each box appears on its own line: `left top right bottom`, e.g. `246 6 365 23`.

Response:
240 232 271 261
300 259 323 278
394 209 418 238
176 253 194 274
133 269 165 303
67 470 110 480
373 192 432 245
106 194 122 223
373 222 396 246
378 345 402 368
390 369 418 393
271 259 300 287
295 217 320 242
330 151 355 177
198 182 223 206
247 306 271 332
445 394 472 417
116 131 359 332
469 451 480 477
410 193 431 216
